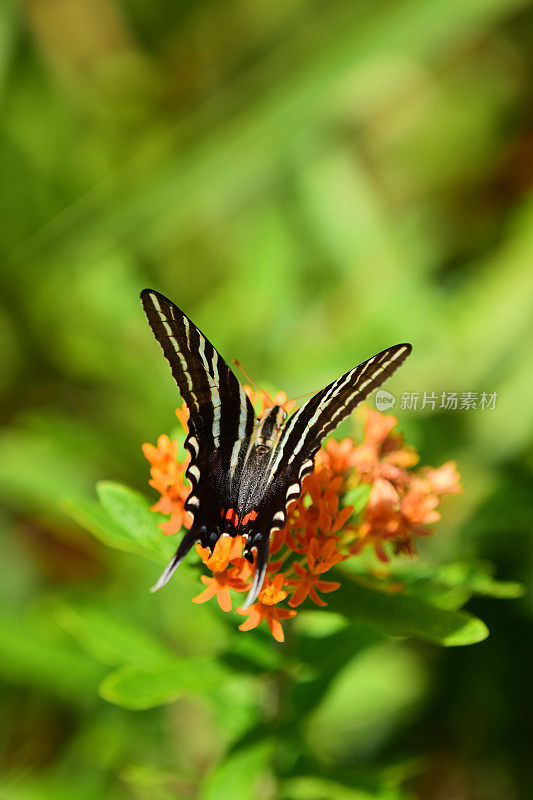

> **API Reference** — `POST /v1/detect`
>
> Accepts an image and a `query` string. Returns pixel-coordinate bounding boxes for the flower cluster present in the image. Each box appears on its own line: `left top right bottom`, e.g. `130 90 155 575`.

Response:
142 415 192 536
143 392 461 642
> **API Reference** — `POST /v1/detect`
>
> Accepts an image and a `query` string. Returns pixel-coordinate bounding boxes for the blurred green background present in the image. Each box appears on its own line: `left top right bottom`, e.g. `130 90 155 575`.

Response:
1 0 533 798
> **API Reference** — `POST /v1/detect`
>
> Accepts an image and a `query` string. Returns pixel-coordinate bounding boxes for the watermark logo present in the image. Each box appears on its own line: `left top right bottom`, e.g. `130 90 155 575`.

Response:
375 389 396 411
374 390 498 412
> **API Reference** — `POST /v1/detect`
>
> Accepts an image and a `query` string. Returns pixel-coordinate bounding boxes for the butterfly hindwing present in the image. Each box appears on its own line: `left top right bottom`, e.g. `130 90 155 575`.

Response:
237 344 412 606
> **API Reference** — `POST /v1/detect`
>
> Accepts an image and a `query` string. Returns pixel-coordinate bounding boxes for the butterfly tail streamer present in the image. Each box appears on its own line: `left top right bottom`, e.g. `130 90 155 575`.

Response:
150 529 199 592
241 536 270 608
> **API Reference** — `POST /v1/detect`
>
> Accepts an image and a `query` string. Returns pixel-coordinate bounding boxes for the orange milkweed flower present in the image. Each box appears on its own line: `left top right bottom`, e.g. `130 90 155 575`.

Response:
243 385 297 415
192 536 251 612
401 488 441 526
142 434 178 470
175 402 190 432
351 477 404 563
419 461 462 495
316 437 359 482
270 390 298 415
145 398 462 643
284 468 354 553
288 537 344 607
352 408 418 487
142 434 192 535
237 574 296 642
265 528 288 573
195 533 246 572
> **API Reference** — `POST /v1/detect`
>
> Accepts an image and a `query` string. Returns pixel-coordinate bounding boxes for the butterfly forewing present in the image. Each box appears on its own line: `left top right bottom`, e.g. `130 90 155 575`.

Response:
269 343 412 485
141 290 255 547
141 289 411 608
141 289 255 451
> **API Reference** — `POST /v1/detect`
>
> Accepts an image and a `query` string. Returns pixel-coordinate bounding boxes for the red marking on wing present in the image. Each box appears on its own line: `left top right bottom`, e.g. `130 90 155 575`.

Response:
241 510 258 526
225 508 240 527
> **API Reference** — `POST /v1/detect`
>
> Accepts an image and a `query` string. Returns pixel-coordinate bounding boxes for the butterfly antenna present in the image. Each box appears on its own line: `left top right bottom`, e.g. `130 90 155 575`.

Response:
233 359 275 407
286 388 320 403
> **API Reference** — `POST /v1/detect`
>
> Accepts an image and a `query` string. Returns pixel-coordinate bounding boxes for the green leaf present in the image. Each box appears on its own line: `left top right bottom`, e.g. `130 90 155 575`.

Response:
200 740 274 800
435 561 525 600
343 484 371 517
280 775 412 800
56 605 175 668
96 481 177 563
99 659 228 710
327 573 488 646
374 559 526 610
62 496 170 563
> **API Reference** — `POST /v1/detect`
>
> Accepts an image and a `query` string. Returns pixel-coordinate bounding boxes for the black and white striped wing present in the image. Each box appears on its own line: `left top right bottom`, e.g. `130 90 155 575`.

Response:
141 289 256 587
239 343 412 607
270 343 412 494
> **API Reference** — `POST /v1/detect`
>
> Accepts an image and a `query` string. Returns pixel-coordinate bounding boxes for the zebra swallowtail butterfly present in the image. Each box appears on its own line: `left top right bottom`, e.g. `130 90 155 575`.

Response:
141 289 411 608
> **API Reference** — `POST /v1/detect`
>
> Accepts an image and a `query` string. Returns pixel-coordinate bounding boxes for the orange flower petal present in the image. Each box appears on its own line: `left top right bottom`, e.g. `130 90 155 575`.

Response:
309 586 328 607
237 605 265 631
216 582 232 613
422 461 462 495
160 516 182 536
331 504 354 534
192 582 217 605
266 610 286 642
175 402 190 431
315 579 341 593
288 582 310 607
